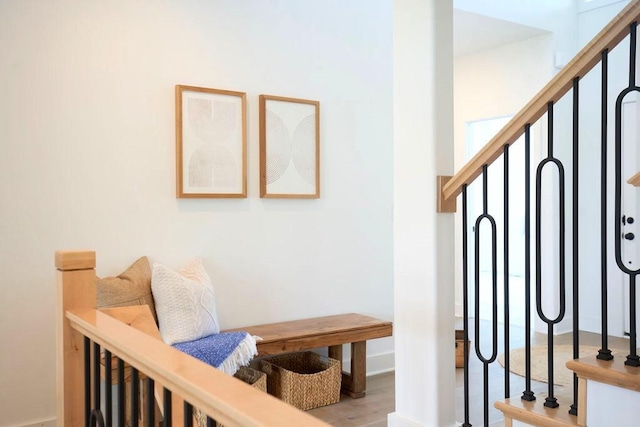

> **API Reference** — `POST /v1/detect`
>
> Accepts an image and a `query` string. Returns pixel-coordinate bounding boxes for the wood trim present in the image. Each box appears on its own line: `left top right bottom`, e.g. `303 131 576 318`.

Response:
55 250 95 271
443 0 640 201
567 356 640 392
494 398 579 427
56 252 96 426
577 377 587 427
627 170 640 186
67 308 329 427
437 175 456 213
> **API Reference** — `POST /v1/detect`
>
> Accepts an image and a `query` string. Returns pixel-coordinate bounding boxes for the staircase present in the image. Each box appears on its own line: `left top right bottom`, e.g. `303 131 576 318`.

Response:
443 1 640 426
495 356 640 426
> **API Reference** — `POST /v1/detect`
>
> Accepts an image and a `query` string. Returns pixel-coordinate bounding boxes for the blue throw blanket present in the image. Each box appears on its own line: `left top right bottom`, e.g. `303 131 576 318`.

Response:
173 331 258 375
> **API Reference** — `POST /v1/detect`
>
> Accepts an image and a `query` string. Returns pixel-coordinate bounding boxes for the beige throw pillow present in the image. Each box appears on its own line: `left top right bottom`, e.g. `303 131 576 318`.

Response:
97 256 157 322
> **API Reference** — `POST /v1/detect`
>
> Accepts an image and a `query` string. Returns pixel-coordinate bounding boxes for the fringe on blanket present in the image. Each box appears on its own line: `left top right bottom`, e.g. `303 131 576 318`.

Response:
216 333 259 375
189 333 261 427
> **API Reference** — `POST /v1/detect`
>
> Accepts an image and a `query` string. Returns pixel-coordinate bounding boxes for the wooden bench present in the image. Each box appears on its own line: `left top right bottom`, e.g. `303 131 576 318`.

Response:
224 313 393 398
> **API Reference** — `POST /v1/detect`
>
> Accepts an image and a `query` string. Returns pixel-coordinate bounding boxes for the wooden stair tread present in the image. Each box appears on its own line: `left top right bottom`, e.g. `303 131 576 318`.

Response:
567 356 640 392
494 398 579 427
628 171 640 186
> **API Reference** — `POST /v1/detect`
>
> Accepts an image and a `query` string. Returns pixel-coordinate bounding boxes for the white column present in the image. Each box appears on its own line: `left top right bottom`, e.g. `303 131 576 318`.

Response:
390 0 455 426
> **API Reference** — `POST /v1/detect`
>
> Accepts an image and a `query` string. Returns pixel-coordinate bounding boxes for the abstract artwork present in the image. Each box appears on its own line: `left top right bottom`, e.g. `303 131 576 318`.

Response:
259 95 320 198
176 85 247 198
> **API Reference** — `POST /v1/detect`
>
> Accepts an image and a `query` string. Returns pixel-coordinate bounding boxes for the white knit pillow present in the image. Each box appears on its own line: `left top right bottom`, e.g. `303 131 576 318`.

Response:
151 258 220 345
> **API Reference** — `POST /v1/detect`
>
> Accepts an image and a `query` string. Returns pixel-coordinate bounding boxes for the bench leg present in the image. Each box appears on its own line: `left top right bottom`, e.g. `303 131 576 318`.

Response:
329 341 367 398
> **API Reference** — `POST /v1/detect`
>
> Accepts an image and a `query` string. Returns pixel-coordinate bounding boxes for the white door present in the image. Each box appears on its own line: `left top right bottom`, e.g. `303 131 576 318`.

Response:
622 98 640 336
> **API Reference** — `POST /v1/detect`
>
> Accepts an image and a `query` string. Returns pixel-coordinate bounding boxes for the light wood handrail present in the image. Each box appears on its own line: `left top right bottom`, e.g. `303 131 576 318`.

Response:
443 0 640 202
67 308 329 427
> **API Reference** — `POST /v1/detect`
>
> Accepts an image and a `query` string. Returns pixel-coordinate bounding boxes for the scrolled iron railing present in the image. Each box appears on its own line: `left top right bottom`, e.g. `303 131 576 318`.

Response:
446 1 640 425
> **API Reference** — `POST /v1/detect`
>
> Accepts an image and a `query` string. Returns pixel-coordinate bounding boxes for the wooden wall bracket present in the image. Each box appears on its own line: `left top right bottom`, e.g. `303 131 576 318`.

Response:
437 175 457 213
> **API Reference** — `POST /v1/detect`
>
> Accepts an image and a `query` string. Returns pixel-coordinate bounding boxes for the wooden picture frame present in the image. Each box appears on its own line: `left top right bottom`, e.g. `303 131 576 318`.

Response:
175 85 247 198
259 95 320 198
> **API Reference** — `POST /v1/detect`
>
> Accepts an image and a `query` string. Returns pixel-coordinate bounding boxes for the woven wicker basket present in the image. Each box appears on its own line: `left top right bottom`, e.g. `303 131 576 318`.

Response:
260 352 341 411
196 366 267 427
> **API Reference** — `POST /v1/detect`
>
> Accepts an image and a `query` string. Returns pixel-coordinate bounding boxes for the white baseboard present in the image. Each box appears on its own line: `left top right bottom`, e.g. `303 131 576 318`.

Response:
314 349 395 376
366 351 395 376
455 302 462 318
388 412 423 427
21 419 56 427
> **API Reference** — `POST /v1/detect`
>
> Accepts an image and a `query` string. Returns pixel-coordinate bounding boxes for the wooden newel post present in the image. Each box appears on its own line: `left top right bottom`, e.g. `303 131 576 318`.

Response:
55 250 96 427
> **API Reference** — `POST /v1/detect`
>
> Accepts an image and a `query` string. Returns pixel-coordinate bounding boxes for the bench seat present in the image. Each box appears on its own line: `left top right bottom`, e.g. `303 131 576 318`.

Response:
224 313 393 398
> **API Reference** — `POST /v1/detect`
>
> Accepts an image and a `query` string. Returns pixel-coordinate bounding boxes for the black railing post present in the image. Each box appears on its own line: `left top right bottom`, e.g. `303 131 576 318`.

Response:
462 185 472 427
117 359 125 426
474 165 499 426
163 388 172 427
105 350 112 427
89 342 105 427
145 378 155 427
84 337 91 427
503 144 511 398
569 76 580 417
535 102 566 409
522 124 536 403
131 369 139 427
184 402 194 427
598 48 614 362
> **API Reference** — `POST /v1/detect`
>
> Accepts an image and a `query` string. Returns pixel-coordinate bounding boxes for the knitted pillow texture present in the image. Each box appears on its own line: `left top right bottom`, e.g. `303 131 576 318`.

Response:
151 258 220 345
97 257 157 322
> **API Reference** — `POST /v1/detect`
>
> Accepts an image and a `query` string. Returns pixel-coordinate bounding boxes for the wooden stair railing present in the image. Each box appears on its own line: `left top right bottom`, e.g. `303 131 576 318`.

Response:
441 0 640 204
56 250 329 427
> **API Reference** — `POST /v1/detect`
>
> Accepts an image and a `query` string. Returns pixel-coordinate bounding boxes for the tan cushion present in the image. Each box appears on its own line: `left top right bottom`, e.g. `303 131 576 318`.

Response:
97 257 157 322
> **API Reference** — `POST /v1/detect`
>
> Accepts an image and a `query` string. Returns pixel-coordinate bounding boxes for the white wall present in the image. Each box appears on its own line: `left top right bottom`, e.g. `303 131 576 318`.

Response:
454 0 578 66
453 34 555 320
0 1 394 425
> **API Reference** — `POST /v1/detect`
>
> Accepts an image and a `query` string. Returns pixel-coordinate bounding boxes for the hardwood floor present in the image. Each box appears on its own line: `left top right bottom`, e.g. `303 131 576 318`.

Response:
308 372 394 427
308 320 632 426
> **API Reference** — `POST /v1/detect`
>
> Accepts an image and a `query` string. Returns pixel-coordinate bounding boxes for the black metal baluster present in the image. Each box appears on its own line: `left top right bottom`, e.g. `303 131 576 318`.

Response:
163 388 172 427
93 343 101 416
84 337 91 427
117 359 125 427
614 22 640 367
474 165 499 426
570 76 580 417
535 101 566 409
599 48 614 362
131 369 139 427
503 144 511 398
462 185 472 427
206 417 216 427
184 402 194 427
90 342 105 427
631 22 637 88
629 274 640 365
522 124 536 402
104 350 112 427
145 378 154 427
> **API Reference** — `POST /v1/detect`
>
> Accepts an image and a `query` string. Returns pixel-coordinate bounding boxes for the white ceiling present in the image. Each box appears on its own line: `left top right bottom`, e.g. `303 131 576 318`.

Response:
454 9 550 57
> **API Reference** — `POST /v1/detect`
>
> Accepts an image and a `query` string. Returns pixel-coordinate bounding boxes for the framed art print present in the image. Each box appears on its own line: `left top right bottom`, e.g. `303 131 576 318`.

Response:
259 95 320 198
176 85 247 198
